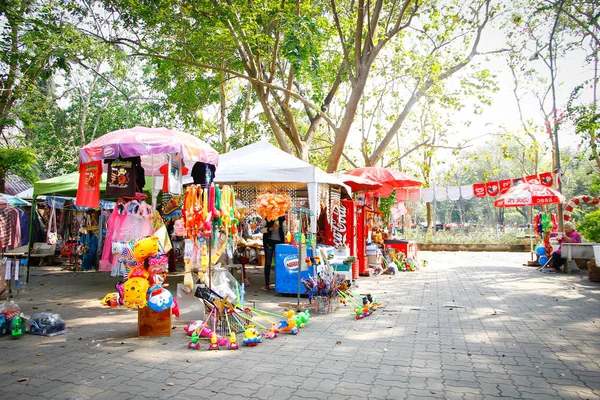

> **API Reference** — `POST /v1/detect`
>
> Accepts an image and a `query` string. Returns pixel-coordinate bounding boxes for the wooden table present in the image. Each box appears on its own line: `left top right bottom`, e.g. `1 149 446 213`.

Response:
236 244 263 285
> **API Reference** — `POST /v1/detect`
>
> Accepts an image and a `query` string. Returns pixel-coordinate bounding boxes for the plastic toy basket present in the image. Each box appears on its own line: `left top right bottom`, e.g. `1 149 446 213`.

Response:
205 309 252 336
312 295 340 315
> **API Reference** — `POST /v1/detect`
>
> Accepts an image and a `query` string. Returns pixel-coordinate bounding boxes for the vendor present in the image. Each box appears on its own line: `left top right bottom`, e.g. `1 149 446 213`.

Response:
545 221 582 273
260 215 286 291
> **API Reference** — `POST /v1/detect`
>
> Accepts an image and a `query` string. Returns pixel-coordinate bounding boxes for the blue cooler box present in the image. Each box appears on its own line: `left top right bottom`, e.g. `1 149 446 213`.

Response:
275 244 314 294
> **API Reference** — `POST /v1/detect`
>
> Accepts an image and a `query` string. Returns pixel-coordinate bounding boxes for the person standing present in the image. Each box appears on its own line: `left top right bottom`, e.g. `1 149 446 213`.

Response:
260 215 286 291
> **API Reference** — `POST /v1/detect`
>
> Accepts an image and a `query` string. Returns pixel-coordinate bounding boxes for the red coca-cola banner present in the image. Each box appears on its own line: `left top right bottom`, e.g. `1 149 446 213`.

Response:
499 179 512 194
539 171 553 187
473 183 486 198
486 181 500 197
330 203 348 248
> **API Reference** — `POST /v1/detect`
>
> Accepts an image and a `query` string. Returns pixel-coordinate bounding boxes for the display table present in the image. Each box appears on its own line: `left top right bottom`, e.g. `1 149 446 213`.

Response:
3 245 28 299
383 239 418 259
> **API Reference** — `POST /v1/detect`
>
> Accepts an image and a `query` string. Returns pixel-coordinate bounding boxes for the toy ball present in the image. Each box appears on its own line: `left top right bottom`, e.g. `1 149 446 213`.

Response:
538 256 549 266
535 246 547 256
147 286 173 312
133 236 160 262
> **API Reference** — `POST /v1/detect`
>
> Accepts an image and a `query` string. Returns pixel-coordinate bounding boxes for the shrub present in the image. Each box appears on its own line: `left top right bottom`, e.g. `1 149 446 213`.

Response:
577 209 600 243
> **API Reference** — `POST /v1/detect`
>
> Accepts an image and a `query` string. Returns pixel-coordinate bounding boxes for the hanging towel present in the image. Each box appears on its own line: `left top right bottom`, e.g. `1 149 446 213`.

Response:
408 188 421 202
460 185 474 200
447 186 460 201
434 187 447 201
421 188 434 203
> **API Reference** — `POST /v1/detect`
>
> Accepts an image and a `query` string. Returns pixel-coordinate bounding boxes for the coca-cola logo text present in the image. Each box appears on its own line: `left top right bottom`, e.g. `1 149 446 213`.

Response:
332 204 347 247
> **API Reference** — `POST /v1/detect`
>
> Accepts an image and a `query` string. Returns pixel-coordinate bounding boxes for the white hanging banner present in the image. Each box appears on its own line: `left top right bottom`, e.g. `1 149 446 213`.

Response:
434 187 447 201
421 188 434 203
448 186 461 201
460 185 474 200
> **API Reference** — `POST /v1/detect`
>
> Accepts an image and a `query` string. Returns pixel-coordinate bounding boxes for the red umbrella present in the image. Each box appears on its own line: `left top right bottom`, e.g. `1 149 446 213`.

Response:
344 167 421 196
494 183 565 208
331 173 383 192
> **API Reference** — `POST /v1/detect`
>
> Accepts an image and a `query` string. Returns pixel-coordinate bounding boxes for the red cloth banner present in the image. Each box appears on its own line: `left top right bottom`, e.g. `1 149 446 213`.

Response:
539 171 553 187
525 174 540 184
499 179 511 194
486 181 500 197
512 177 524 186
473 183 486 198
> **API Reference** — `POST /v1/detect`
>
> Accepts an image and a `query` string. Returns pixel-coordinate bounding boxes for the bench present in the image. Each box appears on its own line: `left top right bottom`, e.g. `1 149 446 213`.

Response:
561 243 597 273
29 243 57 266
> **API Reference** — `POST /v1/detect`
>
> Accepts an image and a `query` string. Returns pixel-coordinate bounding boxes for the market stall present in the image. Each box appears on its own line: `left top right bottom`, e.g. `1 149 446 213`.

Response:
200 140 352 294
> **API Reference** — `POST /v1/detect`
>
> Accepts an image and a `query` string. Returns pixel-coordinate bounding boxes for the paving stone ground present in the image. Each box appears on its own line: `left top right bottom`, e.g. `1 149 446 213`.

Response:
1 251 599 400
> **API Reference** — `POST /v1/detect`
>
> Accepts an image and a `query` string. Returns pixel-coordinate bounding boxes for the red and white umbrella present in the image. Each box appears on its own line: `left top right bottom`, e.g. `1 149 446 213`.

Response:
344 166 422 197
494 183 565 208
330 173 383 192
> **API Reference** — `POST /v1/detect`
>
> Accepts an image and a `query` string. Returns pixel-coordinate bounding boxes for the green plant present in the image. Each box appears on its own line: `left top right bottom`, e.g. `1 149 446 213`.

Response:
577 210 600 243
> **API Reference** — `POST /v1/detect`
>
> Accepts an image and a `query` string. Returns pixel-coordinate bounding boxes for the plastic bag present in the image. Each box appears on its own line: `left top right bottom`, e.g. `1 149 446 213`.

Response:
176 283 205 322
211 267 238 304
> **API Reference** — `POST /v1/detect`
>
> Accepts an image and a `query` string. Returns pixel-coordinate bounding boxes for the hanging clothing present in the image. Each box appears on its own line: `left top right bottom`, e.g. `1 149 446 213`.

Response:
191 162 216 186
159 160 189 194
105 157 145 197
80 232 99 271
0 206 21 250
76 161 102 208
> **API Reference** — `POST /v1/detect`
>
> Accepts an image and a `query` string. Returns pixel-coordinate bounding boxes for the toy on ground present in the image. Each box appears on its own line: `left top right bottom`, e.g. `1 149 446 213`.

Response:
293 310 310 328
11 314 26 337
187 331 201 349
0 314 10 336
27 312 67 335
242 325 263 346
277 310 299 335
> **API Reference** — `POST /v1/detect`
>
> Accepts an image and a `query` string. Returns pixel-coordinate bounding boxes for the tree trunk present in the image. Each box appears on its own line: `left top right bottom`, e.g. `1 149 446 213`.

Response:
0 167 6 193
326 77 369 172
219 78 228 153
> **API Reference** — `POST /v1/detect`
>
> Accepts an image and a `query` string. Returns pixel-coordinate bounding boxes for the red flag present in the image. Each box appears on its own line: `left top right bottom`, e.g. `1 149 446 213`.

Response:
539 171 553 187
486 181 500 197
499 179 511 194
512 177 524 186
525 174 540 184
473 183 486 198
75 161 102 208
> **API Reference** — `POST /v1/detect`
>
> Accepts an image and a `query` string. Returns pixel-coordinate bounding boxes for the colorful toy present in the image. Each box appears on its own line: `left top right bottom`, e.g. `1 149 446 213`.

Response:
209 332 220 350
133 235 160 262
11 314 26 337
228 331 239 350
0 314 9 336
188 331 201 350
242 325 263 346
277 310 299 335
123 277 150 308
293 310 310 328
101 292 120 307
27 313 66 335
147 286 173 312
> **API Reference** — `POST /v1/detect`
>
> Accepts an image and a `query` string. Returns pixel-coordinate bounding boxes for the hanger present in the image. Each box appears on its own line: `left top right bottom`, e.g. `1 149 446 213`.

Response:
121 192 148 201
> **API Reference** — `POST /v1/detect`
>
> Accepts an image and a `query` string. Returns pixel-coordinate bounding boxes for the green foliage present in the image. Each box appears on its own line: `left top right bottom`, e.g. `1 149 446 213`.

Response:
0 147 38 184
378 190 396 222
577 209 600 243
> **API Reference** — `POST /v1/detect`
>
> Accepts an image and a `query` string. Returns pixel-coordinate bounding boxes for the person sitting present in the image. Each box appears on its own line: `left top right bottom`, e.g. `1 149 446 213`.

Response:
545 221 582 273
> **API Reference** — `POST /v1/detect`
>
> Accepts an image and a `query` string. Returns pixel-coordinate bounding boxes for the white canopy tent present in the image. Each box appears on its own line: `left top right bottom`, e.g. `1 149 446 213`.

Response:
183 140 351 237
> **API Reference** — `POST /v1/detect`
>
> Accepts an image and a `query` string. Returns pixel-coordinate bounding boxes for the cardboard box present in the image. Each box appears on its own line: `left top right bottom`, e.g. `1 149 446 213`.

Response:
138 307 172 337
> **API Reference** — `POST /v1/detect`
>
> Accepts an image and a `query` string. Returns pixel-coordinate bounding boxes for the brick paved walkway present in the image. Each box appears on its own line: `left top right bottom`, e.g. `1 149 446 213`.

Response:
1 251 599 399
